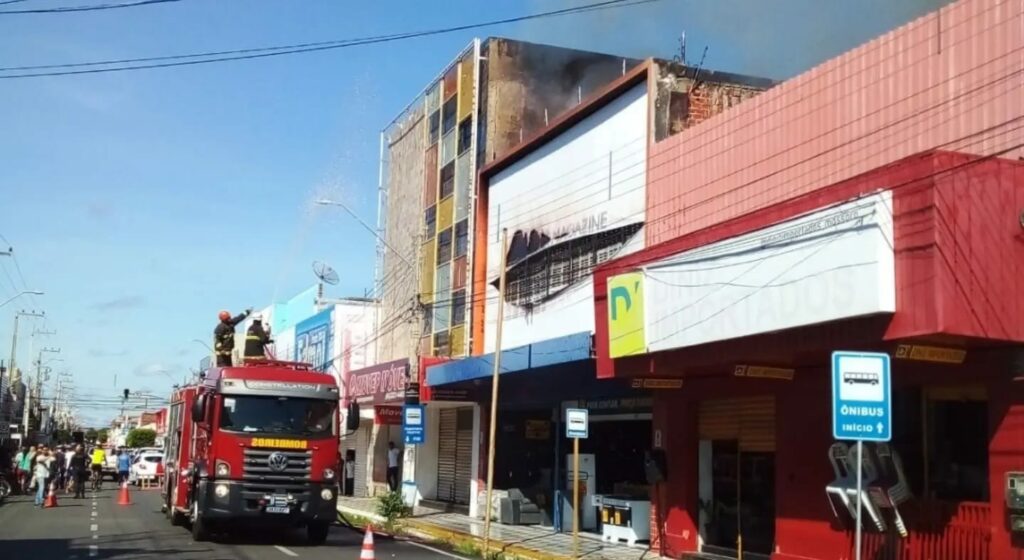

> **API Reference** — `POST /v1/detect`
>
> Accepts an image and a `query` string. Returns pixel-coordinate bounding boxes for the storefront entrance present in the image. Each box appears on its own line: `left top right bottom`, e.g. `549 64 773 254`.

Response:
698 397 776 559
436 407 474 504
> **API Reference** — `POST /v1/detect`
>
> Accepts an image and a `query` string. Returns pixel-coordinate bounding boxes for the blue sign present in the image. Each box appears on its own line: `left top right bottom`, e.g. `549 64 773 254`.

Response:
295 307 333 371
565 408 589 439
832 351 892 442
403 405 425 445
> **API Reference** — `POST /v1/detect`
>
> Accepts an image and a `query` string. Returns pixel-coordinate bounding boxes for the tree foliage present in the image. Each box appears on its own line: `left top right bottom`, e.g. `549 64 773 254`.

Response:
85 428 98 442
126 428 156 448
97 428 109 444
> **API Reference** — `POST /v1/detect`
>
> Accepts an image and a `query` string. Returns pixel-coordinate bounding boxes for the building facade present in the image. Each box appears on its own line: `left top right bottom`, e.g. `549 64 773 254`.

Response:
588 0 1024 558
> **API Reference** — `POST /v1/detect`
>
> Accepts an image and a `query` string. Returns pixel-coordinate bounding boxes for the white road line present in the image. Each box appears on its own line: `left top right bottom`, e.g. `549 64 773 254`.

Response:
90 524 98 531
90 511 97 517
273 545 299 557
88 545 98 557
405 540 472 559
92 535 99 540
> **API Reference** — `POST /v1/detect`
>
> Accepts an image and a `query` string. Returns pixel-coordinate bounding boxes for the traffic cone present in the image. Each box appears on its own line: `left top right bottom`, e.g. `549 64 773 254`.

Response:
44 481 59 508
117 480 132 505
359 525 375 560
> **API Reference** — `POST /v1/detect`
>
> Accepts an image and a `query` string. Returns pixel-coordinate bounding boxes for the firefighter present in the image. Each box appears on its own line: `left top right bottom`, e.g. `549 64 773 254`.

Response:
243 315 273 362
214 308 251 367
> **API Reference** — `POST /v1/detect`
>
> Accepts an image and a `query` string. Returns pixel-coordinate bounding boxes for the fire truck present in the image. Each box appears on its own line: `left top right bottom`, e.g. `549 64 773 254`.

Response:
161 360 357 543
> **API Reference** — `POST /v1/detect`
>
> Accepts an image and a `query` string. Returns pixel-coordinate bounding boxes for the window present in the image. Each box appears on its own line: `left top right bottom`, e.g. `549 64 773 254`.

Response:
429 110 440 144
424 206 437 240
440 162 455 199
442 98 457 134
219 396 336 437
455 220 468 258
458 117 472 154
437 228 453 263
433 330 450 356
451 290 466 326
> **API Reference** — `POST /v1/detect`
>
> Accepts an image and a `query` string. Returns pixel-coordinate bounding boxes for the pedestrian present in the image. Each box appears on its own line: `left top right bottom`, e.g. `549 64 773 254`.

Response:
386 441 401 492
243 314 273 362
70 445 87 499
214 308 251 367
33 449 50 506
54 446 66 490
117 448 131 485
18 445 35 493
64 446 77 496
344 450 355 497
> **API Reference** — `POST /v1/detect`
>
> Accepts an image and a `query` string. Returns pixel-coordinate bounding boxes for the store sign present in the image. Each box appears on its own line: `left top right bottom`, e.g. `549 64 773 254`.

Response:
525 420 551 440
576 397 653 413
630 378 682 389
734 365 795 380
347 359 409 405
832 351 892 442
374 406 403 425
894 344 966 364
295 307 333 371
608 272 646 358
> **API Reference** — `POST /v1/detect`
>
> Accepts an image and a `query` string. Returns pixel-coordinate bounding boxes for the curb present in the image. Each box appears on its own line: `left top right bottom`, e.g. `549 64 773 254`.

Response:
402 519 572 560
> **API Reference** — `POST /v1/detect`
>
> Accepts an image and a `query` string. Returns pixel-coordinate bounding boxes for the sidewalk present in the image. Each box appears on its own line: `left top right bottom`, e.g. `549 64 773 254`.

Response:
337 497 659 560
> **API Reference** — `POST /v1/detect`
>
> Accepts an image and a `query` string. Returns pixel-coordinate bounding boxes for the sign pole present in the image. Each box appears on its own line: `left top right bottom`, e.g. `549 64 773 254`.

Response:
482 229 509 557
855 439 863 560
573 437 580 560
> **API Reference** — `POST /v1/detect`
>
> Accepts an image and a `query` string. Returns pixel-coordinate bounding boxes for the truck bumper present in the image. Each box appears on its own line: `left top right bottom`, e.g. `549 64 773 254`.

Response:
197 480 338 525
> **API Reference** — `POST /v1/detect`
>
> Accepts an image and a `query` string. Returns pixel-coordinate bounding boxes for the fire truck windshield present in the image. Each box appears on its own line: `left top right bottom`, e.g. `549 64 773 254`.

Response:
220 395 336 437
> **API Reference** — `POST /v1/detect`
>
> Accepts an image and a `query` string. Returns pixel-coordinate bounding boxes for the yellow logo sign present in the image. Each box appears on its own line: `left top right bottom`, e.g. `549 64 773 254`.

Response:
250 438 308 450
895 344 966 364
608 272 645 358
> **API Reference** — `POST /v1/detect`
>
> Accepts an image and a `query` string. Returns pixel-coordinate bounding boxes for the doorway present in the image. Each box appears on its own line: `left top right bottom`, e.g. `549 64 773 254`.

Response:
698 397 776 559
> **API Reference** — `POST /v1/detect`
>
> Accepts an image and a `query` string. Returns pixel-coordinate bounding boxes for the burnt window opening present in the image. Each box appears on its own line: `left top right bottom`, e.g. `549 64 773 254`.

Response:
451 290 466 326
440 162 455 199
493 222 642 309
429 110 440 144
442 98 458 135
424 206 437 240
457 117 473 155
455 220 468 258
437 228 453 263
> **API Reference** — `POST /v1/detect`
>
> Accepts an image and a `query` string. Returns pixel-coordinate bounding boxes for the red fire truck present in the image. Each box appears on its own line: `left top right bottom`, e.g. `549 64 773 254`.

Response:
161 360 355 543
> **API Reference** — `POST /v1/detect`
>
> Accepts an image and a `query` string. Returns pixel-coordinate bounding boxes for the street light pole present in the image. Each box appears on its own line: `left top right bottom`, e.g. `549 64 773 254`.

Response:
0 290 44 308
315 199 416 268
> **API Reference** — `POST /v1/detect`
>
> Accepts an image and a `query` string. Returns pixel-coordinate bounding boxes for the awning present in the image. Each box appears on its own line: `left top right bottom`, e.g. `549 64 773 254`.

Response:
425 331 592 387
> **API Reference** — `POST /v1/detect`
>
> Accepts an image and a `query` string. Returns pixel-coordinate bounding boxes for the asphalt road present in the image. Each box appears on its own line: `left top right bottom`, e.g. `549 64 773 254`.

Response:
0 485 464 560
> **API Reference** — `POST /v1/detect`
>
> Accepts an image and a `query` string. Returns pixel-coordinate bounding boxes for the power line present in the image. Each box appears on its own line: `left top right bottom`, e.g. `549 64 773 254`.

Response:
0 0 180 15
0 0 661 78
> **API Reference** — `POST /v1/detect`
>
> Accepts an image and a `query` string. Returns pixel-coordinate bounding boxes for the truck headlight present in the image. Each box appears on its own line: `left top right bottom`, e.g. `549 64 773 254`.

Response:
215 483 229 498
322 468 335 481
215 461 230 477
320 488 334 501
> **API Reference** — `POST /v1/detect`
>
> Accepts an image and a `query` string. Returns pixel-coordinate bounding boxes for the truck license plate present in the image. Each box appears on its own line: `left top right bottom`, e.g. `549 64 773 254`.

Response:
266 495 290 514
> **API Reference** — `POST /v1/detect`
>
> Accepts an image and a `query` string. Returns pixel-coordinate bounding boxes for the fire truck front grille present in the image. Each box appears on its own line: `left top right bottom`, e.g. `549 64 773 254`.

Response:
241 449 312 494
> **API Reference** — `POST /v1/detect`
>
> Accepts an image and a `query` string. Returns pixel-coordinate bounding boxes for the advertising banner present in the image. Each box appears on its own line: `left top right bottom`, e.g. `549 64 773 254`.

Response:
347 359 409 406
295 307 333 372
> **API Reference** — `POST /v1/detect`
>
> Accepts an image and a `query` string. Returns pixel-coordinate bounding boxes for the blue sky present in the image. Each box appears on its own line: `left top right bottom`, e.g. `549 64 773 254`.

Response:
0 0 944 425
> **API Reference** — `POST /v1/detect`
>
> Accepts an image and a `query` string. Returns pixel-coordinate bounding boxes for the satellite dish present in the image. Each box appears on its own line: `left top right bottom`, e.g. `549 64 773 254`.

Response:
313 261 340 285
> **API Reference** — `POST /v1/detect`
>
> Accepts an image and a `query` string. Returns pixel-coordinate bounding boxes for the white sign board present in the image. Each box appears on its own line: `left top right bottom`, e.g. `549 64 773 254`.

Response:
565 408 589 439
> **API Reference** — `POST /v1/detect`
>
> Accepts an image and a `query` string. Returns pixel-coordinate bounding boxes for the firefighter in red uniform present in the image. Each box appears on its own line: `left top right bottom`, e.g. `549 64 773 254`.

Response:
213 309 251 367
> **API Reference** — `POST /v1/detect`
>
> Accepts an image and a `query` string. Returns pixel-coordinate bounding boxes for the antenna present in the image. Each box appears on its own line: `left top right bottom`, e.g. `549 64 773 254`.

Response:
312 261 340 311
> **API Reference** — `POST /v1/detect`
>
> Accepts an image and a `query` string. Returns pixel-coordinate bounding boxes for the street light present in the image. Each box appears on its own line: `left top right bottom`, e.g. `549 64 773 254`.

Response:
315 198 415 268
0 290 44 307
192 338 213 352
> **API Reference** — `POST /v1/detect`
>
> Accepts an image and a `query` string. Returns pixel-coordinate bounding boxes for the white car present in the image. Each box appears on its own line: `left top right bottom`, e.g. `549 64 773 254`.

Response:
128 451 164 485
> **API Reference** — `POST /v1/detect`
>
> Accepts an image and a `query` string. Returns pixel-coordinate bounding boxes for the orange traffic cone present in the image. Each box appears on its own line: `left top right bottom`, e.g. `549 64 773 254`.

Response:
44 481 58 508
360 525 375 560
117 480 132 505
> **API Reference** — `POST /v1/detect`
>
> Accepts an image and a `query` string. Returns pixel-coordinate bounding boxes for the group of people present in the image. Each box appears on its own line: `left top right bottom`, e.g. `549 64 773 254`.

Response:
7 444 119 505
214 308 274 367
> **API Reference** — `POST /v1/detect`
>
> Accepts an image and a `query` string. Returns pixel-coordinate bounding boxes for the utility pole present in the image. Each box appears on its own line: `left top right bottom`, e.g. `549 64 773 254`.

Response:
8 310 43 434
24 346 58 440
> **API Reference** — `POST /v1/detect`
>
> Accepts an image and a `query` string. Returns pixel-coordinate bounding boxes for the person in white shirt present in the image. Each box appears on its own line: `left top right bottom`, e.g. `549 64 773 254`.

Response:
386 442 401 492
344 450 355 497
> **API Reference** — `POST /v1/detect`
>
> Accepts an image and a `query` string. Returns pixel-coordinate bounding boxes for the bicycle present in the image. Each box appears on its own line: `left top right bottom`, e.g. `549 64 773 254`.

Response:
90 466 103 491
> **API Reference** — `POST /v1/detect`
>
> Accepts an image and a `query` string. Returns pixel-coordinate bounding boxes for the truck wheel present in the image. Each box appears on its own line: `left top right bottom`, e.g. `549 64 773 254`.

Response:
307 521 330 545
190 502 210 541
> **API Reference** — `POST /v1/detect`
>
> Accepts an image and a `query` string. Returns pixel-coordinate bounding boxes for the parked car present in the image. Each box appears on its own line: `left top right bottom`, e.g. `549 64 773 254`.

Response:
129 451 164 485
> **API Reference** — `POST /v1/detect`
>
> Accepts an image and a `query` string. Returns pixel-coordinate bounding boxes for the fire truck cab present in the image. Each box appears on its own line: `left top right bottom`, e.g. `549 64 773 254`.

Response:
162 360 346 544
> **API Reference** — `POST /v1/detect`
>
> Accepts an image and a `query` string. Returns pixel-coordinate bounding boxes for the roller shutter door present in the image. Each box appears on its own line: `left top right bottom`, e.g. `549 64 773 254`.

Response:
349 425 371 497
437 409 459 502
454 407 474 505
698 396 775 452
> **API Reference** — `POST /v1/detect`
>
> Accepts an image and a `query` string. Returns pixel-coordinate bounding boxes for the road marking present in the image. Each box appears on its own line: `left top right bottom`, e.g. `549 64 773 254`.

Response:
90 524 98 531
92 535 98 540
405 540 472 559
90 511 97 517
89 545 98 557
273 545 299 557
